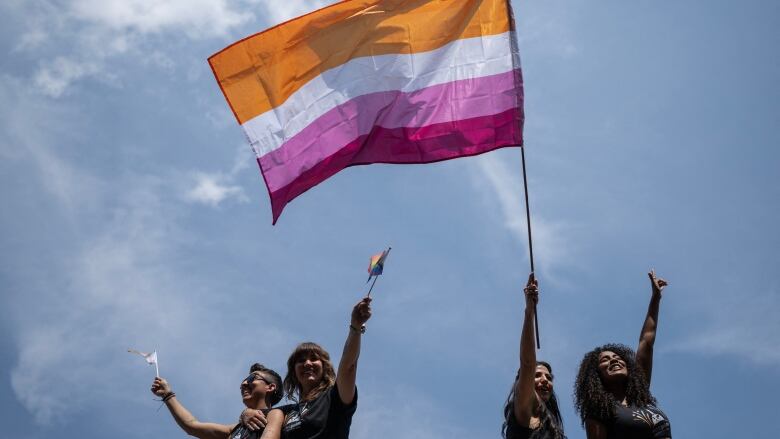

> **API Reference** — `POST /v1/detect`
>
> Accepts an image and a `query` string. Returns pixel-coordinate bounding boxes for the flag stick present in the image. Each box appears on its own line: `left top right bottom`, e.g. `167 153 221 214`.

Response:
155 350 159 377
366 276 378 297
520 145 540 349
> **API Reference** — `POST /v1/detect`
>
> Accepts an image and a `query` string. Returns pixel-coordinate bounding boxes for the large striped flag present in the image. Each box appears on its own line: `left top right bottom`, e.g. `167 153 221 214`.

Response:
209 0 524 223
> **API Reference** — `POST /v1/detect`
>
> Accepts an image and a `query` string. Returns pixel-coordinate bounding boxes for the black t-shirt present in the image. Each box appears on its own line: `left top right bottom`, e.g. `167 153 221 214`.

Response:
230 424 262 439
505 409 534 439
607 404 671 439
231 408 271 439
281 385 357 439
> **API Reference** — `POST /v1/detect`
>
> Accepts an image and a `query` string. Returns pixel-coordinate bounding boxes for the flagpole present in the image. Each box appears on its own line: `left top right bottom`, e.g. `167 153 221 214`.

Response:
366 276 378 297
155 349 159 377
520 144 540 349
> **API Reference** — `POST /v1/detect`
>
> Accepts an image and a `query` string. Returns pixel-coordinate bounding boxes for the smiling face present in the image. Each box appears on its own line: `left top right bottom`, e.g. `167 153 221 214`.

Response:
294 353 325 395
240 372 274 409
598 350 628 385
534 364 554 402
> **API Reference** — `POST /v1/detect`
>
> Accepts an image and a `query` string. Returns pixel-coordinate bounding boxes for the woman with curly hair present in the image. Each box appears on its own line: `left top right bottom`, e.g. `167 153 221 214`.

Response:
574 270 672 439
502 273 566 439
241 297 372 439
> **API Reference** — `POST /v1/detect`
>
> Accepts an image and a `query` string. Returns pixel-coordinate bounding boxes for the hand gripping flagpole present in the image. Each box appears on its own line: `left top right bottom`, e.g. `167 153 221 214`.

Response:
520 145 540 349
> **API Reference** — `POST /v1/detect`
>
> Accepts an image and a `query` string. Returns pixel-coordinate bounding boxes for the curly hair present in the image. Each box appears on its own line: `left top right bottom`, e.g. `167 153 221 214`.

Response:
283 342 336 402
249 363 284 406
502 361 566 439
573 344 656 425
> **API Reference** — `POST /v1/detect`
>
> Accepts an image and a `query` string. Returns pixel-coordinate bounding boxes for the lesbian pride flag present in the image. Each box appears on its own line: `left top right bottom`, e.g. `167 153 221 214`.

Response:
209 0 524 223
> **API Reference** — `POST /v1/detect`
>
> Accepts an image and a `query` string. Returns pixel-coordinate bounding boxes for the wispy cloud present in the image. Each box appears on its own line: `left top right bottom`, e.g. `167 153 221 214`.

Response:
6 0 255 97
185 172 249 207
666 287 780 366
183 145 253 207
470 151 579 283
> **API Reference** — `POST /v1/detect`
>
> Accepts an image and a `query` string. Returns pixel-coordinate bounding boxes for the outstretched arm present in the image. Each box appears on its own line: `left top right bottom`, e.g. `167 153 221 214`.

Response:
151 377 233 439
336 297 372 405
513 273 539 426
635 270 668 384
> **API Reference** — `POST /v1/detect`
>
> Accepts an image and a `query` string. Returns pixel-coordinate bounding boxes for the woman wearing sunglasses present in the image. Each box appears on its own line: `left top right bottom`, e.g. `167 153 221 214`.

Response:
241 297 372 439
151 363 284 439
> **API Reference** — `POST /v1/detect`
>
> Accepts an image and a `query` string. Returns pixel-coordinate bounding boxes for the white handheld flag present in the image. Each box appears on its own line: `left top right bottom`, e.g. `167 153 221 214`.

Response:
128 349 159 376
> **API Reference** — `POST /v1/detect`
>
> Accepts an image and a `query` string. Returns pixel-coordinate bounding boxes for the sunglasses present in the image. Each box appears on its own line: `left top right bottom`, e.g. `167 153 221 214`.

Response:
242 374 270 387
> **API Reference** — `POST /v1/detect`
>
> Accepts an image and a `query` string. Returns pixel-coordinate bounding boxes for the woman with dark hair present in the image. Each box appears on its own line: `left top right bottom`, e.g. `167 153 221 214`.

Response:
574 270 672 439
151 363 285 439
242 297 372 439
503 273 566 439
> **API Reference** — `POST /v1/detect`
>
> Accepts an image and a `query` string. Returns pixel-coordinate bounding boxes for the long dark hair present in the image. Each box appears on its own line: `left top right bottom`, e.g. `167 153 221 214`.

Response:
573 343 656 425
502 361 566 439
283 342 336 402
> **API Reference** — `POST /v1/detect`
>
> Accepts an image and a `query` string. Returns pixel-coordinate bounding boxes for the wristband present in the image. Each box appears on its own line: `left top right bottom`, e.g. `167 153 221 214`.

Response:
162 392 176 402
349 324 366 334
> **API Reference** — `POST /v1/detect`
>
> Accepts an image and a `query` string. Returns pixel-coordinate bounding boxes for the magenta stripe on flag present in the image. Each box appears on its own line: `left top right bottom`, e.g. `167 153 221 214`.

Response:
258 69 522 192
263 106 523 223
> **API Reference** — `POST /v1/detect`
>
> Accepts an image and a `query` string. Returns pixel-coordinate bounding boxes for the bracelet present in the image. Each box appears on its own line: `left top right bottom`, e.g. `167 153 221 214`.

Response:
162 392 176 402
349 324 366 334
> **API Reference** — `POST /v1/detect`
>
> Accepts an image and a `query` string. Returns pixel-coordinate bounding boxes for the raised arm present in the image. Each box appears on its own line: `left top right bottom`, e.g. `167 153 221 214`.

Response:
635 270 668 384
513 273 539 425
336 296 372 405
151 377 233 439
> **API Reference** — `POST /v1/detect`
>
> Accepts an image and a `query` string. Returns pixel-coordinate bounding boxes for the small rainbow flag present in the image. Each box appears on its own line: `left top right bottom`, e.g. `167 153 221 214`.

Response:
209 0 524 223
367 248 391 281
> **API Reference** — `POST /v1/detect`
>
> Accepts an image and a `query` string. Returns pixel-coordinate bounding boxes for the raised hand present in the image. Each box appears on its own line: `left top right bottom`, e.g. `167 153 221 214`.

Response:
351 297 372 327
648 269 668 297
524 272 538 308
151 377 172 397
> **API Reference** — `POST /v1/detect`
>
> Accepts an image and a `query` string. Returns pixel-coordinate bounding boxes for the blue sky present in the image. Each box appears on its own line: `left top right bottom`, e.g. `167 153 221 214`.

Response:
1 0 778 438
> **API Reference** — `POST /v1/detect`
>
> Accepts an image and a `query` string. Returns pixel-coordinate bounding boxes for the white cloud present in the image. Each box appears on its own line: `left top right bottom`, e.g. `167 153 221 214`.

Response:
6 0 255 97
68 0 252 38
667 287 780 366
253 0 329 25
470 151 578 283
186 171 249 207
33 57 104 98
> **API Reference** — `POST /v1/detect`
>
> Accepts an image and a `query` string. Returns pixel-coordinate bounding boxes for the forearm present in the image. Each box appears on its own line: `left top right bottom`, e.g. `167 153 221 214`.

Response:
165 397 201 434
513 306 538 423
336 326 362 404
519 307 537 368
164 397 230 439
636 293 662 382
639 294 661 345
338 327 362 378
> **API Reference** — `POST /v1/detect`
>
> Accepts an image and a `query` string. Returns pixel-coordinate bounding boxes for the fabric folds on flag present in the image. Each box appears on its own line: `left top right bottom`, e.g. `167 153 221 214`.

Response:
209 0 524 223
128 349 157 365
367 248 390 280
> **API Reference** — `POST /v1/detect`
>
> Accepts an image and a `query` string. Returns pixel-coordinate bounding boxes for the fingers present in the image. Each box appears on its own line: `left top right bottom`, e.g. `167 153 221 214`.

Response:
243 410 267 431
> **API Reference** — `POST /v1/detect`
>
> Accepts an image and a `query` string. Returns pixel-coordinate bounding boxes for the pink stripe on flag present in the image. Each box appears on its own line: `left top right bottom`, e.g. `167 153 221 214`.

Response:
258 69 522 192
264 106 522 223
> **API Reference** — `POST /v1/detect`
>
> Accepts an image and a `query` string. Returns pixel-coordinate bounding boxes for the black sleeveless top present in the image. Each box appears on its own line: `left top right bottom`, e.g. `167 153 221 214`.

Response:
607 404 671 439
505 410 534 439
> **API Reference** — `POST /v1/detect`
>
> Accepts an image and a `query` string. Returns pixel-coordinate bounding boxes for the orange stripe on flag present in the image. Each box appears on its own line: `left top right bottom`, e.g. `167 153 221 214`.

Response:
209 0 512 124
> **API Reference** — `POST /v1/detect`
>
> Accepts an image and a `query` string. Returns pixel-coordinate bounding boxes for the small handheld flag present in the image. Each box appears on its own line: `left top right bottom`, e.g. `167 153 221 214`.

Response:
366 247 391 297
128 349 159 377
367 248 390 282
